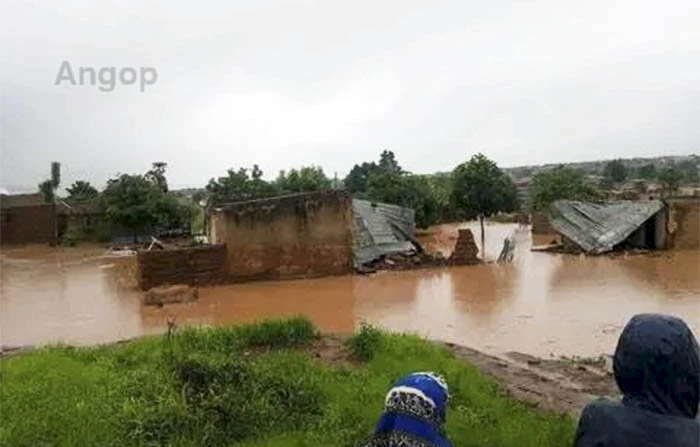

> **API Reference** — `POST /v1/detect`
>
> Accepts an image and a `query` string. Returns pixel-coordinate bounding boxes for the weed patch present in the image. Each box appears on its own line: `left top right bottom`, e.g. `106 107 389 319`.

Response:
346 322 382 361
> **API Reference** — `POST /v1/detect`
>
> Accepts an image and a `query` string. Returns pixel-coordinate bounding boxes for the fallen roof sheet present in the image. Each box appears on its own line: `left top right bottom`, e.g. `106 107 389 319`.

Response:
549 200 665 254
351 199 416 267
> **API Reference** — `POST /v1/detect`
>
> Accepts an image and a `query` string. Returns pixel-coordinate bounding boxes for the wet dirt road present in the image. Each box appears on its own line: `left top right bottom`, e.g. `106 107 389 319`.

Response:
1 223 698 357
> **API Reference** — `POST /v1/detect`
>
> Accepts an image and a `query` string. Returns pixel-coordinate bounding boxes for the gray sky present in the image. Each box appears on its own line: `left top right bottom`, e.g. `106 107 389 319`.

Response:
1 0 699 192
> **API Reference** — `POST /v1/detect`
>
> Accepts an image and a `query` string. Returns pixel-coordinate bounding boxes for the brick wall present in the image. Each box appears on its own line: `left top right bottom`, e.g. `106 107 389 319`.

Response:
137 245 228 290
0 205 56 245
667 198 700 250
209 191 354 281
530 211 553 235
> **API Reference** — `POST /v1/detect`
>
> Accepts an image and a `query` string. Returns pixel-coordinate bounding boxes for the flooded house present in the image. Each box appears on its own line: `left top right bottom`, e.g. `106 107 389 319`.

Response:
351 198 417 269
0 193 57 245
208 190 355 281
137 191 427 289
548 200 667 254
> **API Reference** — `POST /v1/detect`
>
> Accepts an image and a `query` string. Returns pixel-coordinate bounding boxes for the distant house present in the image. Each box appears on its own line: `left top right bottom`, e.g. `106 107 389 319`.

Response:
57 199 109 242
0 193 57 245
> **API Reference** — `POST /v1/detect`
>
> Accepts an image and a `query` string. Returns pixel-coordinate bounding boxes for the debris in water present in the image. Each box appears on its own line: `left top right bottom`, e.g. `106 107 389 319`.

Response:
144 284 198 306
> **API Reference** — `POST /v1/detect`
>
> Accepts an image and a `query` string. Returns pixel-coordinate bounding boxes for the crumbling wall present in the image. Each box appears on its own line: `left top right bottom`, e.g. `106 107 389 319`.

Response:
667 198 700 250
137 245 228 290
531 212 553 235
448 229 481 265
210 191 354 280
0 204 56 245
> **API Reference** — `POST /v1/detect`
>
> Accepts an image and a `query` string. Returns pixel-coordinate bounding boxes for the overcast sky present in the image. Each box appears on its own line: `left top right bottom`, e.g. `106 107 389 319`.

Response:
1 0 699 192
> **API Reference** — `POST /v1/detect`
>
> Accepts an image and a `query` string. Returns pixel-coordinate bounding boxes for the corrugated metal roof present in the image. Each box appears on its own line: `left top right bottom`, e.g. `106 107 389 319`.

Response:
549 200 665 254
351 199 416 267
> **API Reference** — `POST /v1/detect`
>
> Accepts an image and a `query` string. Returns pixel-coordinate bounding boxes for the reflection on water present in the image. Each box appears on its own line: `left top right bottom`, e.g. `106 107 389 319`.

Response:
1 223 698 357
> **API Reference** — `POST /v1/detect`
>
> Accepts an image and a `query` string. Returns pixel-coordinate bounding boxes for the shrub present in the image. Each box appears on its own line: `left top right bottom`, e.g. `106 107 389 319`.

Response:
346 322 382 361
59 226 84 246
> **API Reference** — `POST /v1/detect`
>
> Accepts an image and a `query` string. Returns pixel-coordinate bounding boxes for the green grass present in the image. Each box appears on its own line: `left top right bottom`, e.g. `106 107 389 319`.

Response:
0 317 575 446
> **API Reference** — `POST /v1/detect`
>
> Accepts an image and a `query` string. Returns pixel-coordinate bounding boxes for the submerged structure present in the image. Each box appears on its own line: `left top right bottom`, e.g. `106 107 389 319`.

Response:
549 200 667 254
351 199 417 268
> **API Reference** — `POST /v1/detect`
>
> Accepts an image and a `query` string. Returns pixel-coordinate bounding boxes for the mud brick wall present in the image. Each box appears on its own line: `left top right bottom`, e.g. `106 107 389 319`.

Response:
448 229 480 265
137 245 228 290
0 205 56 245
209 191 354 281
530 211 553 235
667 198 700 250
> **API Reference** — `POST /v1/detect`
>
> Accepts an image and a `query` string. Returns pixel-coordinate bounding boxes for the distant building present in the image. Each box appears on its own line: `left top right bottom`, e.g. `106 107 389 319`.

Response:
0 193 57 245
57 199 109 242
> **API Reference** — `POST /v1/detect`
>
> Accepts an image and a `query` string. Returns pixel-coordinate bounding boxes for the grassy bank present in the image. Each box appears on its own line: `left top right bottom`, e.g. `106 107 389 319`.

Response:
0 318 575 446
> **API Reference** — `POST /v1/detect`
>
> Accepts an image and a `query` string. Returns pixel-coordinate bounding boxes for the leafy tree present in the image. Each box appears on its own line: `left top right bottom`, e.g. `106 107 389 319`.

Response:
155 193 197 233
276 166 331 193
102 174 166 240
635 163 657 180
602 159 628 184
66 181 99 201
426 173 456 222
346 150 442 228
344 162 380 195
531 166 599 212
205 165 278 204
452 154 519 251
657 165 684 195
378 149 402 174
365 171 440 229
344 150 402 195
145 161 168 193
675 159 699 184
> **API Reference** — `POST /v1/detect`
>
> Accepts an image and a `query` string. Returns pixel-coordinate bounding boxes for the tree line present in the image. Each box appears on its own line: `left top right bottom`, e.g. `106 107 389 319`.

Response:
45 151 698 244
47 152 521 247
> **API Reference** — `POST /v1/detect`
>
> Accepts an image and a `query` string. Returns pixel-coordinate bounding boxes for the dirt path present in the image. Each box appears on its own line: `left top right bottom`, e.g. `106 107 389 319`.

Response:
305 336 619 417
445 343 618 416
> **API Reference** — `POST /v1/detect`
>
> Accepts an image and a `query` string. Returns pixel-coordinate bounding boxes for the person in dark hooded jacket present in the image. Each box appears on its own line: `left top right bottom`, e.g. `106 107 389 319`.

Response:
575 313 699 447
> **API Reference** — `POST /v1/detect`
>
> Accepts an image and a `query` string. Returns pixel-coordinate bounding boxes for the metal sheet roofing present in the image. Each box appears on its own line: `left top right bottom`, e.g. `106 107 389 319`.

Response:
549 200 665 254
351 199 416 267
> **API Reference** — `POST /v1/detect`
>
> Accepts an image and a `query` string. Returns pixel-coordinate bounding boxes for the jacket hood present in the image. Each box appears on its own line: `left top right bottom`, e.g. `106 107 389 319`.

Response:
613 313 699 418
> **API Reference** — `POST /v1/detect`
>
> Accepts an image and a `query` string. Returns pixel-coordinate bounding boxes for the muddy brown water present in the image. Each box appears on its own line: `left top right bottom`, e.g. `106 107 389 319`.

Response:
1 223 698 357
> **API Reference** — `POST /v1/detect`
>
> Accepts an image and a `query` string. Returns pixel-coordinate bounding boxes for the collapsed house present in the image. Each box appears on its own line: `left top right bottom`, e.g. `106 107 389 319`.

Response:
351 199 419 269
138 191 454 289
548 199 667 254
137 191 484 289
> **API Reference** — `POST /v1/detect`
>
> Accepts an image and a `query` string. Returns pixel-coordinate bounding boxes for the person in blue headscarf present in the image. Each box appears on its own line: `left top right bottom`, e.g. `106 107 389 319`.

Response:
575 313 699 447
362 372 453 447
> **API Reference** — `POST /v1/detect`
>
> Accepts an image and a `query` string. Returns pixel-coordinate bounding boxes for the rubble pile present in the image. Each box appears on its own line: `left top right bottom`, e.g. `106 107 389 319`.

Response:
448 229 481 265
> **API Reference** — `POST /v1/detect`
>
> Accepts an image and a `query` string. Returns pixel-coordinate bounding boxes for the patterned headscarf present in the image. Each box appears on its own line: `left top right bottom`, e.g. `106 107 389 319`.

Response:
362 372 453 447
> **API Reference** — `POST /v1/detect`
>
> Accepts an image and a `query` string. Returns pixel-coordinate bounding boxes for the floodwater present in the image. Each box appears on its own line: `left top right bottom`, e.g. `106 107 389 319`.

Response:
1 223 698 357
